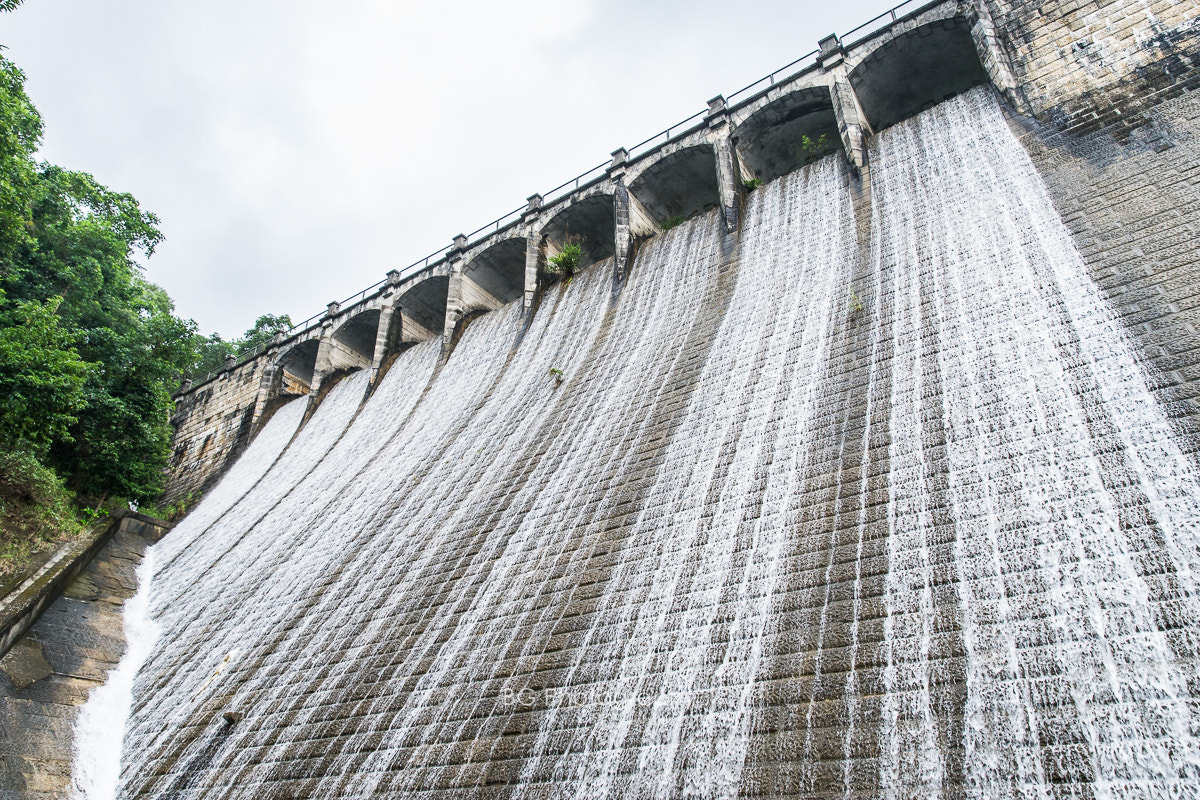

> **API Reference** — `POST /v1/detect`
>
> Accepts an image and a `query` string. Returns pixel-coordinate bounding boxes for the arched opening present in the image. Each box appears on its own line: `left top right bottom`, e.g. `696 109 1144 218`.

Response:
850 18 990 132
277 339 320 395
396 275 450 343
734 88 843 183
628 145 721 228
331 309 381 364
542 195 615 270
463 238 526 308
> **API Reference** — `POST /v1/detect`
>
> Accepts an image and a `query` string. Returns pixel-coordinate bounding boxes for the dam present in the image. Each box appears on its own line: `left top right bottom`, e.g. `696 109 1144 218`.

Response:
3 0 1199 797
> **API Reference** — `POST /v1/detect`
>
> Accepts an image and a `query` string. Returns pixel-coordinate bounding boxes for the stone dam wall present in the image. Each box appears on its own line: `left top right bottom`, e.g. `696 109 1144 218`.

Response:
42 1 1200 799
163 0 1200 505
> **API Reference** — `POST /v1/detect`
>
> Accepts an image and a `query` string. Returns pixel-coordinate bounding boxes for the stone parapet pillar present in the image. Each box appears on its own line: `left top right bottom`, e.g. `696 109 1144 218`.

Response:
608 149 635 287
369 269 404 388
706 97 740 235
250 330 287 433
309 326 337 397
523 195 543 314
442 234 469 347
969 0 1031 116
820 35 869 174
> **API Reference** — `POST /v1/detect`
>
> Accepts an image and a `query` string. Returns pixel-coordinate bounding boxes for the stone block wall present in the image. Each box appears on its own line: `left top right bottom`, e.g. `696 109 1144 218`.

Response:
982 0 1200 431
987 0 1200 132
164 359 269 504
1016 89 1200 424
0 514 170 799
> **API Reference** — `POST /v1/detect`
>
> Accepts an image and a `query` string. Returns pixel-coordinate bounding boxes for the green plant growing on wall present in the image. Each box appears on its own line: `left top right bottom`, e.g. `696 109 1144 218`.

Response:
546 234 586 278
548 367 564 386
548 244 583 275
800 133 836 163
743 178 764 191
849 289 865 315
660 215 686 231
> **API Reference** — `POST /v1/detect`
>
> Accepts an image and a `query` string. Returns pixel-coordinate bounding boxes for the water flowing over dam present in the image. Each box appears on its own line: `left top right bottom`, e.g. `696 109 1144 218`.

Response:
77 90 1200 799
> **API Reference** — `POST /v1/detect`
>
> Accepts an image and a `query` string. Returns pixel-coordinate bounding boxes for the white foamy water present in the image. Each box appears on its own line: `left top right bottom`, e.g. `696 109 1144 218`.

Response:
68 395 309 800
68 549 161 800
70 87 1200 800
873 88 1200 800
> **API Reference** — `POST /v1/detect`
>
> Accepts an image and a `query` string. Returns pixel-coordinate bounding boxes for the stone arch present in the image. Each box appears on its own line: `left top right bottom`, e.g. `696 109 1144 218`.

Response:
462 237 527 309
849 17 990 132
628 144 721 227
541 194 615 268
732 86 842 183
394 274 450 343
276 338 320 395
330 308 381 364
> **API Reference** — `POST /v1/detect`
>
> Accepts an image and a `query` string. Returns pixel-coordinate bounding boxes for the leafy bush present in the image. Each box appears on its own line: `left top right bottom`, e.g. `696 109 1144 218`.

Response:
0 294 90 454
743 178 764 191
799 133 837 163
660 215 686 231
137 490 201 523
0 448 85 576
547 243 585 277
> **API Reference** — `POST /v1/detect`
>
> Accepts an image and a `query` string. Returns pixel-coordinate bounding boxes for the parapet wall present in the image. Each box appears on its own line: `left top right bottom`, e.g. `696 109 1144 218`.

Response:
162 0 1200 504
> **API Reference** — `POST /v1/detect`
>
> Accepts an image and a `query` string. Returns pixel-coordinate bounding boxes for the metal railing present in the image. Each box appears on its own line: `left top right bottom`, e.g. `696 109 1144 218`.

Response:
841 0 939 47
183 0 937 394
725 50 822 110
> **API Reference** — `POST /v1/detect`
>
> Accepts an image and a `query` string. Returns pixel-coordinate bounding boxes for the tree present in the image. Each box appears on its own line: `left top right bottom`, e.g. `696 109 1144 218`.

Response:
191 331 233 378
0 56 40 262
0 292 89 453
237 313 293 357
0 53 201 502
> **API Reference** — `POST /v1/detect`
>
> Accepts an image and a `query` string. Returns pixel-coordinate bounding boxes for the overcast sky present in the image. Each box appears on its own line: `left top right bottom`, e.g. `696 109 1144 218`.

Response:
1 0 899 338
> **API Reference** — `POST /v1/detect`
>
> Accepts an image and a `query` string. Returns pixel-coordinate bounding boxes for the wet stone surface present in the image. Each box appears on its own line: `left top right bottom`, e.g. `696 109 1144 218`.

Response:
0 524 166 799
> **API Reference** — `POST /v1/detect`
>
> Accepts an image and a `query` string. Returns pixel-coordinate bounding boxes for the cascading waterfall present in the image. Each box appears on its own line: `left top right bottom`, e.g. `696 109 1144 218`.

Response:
519 155 856 800
872 88 1200 800
68 396 310 800
71 87 1200 800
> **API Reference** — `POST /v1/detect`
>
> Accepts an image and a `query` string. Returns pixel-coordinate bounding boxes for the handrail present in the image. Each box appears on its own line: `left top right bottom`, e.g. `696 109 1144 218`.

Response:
841 0 941 47
181 0 940 395
724 50 822 110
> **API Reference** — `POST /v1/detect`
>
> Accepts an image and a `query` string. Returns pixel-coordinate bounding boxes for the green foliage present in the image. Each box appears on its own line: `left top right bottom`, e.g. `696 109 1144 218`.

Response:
0 52 201 503
237 313 293 357
191 332 234 377
0 448 85 577
0 293 90 453
743 178 764 191
547 242 584 277
548 367 564 386
849 289 865 316
660 215 686 231
0 57 40 261
186 313 295 381
799 133 837 163
137 490 201 523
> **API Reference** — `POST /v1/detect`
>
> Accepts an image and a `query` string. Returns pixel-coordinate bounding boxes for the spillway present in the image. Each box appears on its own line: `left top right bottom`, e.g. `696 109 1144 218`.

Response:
74 88 1200 800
